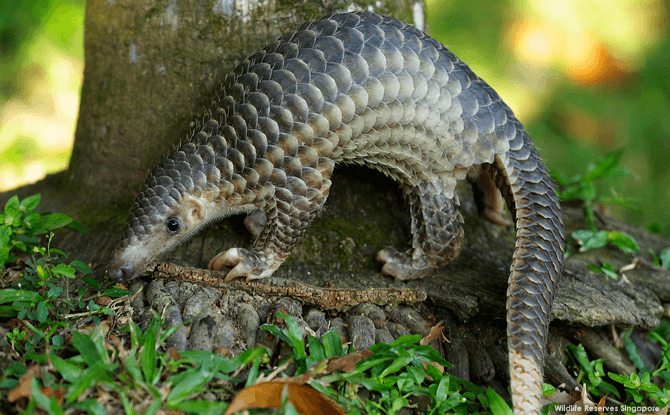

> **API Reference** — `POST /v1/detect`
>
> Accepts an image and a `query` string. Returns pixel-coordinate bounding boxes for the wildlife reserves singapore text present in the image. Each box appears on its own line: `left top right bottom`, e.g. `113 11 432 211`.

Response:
554 404 662 413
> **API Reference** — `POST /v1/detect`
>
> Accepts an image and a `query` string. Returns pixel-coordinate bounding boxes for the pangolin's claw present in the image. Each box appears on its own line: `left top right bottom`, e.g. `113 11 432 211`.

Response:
375 247 438 281
208 248 277 281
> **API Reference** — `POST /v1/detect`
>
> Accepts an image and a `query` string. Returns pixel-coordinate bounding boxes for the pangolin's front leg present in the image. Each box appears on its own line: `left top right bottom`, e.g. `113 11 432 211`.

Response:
209 160 334 281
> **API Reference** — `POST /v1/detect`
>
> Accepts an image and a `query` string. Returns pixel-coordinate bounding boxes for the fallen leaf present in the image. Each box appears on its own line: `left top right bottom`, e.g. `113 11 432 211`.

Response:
597 394 607 415
420 321 446 345
565 384 596 415
8 366 40 402
324 350 372 373
223 382 345 415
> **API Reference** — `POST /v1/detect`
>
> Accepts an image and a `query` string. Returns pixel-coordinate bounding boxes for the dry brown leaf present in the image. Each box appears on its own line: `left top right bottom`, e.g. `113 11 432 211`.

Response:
223 382 345 415
324 350 373 373
597 394 607 415
166 347 182 361
547 388 580 405
263 351 374 385
94 296 112 306
7 366 40 402
420 321 446 345
565 383 596 415
40 386 66 404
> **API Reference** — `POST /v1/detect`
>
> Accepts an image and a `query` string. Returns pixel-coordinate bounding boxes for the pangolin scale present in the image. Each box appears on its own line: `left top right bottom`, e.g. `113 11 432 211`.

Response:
108 11 565 415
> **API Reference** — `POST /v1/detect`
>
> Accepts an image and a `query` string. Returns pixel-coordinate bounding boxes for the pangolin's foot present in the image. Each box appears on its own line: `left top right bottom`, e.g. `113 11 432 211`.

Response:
208 248 278 282
375 247 438 281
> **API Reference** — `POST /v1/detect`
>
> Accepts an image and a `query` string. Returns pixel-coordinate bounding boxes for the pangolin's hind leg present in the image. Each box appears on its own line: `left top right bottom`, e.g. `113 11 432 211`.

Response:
469 165 511 227
376 179 464 281
209 163 333 281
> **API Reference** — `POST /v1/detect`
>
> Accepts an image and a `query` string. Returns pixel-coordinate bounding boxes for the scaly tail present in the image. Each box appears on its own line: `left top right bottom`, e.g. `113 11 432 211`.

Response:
490 125 565 415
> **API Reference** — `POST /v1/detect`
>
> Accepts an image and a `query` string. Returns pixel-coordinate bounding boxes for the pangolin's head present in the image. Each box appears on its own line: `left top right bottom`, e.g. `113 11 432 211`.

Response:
108 137 237 282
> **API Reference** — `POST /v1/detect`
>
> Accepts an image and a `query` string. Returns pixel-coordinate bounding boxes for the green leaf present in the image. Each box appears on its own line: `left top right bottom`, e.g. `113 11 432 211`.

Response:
543 383 556 396
322 328 344 358
278 313 306 360
47 286 64 299
306 335 326 368
389 334 422 346
4 195 20 216
596 380 620 399
52 263 76 279
81 277 102 290
638 372 660 393
486 387 514 415
569 344 601 387
579 182 597 202
50 355 82 383
166 366 215 406
66 361 116 405
71 330 103 366
171 401 228 412
141 319 159 384
624 331 646 371
0 225 12 244
0 246 10 266
423 362 443 382
435 374 450 401
0 289 44 304
36 301 49 323
101 288 131 297
72 399 106 415
355 356 393 373
70 260 93 274
245 353 261 387
661 249 670 270
584 150 624 181
588 263 618 279
124 352 142 381
413 344 452 367
67 220 88 234
380 350 414 377
12 240 27 253
52 335 64 347
33 213 73 233
49 248 67 258
19 194 41 212
16 234 40 246
609 372 639 388
572 230 609 251
345 375 394 391
607 231 640 254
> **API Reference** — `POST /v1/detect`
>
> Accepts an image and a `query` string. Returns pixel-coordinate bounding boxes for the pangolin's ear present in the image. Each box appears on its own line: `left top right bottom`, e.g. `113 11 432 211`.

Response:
184 197 206 221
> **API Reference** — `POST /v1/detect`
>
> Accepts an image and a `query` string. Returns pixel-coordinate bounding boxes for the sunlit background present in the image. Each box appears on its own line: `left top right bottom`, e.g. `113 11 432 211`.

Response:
0 0 668 233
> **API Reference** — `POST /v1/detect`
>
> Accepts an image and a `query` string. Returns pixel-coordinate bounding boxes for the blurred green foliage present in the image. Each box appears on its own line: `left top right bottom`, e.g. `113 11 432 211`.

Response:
0 0 84 100
428 0 670 234
1 0 668 234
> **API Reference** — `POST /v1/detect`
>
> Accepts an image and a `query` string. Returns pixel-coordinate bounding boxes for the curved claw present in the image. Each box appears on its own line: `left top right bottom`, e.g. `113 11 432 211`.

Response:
208 247 278 281
375 247 438 281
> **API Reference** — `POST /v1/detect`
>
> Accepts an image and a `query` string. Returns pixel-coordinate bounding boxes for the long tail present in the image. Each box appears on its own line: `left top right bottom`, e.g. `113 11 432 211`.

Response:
490 125 565 414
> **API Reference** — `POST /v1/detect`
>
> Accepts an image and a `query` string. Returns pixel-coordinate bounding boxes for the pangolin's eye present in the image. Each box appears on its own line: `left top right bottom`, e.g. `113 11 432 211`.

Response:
166 217 181 234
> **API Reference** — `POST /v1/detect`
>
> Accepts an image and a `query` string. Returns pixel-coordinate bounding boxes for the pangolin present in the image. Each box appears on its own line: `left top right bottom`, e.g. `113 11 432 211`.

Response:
108 11 564 414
